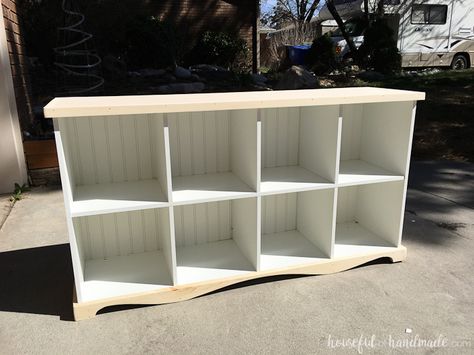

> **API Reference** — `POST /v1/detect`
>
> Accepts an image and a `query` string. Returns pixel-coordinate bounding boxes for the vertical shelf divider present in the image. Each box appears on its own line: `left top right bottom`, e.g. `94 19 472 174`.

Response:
54 118 85 302
396 101 417 246
162 113 178 284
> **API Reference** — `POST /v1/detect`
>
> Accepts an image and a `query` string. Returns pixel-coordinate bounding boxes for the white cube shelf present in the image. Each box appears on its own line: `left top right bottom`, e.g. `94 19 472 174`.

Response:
261 190 334 270
44 87 424 319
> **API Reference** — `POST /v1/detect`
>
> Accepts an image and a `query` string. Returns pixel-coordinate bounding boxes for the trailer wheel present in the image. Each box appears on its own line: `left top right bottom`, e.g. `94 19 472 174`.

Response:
451 54 468 70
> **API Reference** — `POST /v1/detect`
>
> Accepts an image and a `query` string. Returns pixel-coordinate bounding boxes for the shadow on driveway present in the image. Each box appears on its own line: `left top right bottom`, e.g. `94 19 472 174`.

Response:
0 244 75 321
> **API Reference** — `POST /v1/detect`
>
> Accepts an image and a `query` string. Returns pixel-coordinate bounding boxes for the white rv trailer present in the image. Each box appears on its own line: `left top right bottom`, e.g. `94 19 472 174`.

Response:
316 0 474 69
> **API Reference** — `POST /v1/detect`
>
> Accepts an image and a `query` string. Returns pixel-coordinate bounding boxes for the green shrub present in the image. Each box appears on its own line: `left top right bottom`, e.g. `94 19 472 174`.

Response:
306 34 337 75
359 19 401 74
124 16 183 69
188 31 249 70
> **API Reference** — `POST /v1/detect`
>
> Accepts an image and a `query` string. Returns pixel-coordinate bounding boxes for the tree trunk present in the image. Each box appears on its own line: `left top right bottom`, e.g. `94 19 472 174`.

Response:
364 0 369 21
326 0 358 55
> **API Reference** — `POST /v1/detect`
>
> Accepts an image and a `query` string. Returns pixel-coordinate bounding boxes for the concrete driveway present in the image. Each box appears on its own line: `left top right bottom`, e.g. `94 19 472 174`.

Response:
0 161 472 354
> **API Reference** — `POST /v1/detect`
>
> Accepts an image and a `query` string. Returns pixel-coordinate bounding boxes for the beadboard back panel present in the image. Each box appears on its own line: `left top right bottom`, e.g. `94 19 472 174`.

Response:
73 208 170 261
261 107 300 169
168 111 231 177
59 114 166 187
261 193 298 235
173 201 232 247
340 105 364 161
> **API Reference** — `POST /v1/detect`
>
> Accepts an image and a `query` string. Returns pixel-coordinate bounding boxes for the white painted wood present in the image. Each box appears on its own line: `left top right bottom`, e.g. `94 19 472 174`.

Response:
338 160 404 187
54 127 85 302
334 222 397 258
44 87 425 118
356 181 405 247
299 105 339 182
231 198 259 269
340 102 414 184
360 102 414 175
261 166 333 195
261 231 328 270
173 201 231 247
261 190 333 269
71 180 168 217
260 106 339 194
336 182 404 248
261 107 300 168
176 239 255 284
296 189 335 257
48 88 424 306
230 109 259 190
82 250 173 302
59 115 169 216
396 103 417 245
74 208 169 259
171 172 256 205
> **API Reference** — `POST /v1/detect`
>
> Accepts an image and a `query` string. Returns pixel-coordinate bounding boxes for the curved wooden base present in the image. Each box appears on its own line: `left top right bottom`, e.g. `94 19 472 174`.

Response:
73 246 406 320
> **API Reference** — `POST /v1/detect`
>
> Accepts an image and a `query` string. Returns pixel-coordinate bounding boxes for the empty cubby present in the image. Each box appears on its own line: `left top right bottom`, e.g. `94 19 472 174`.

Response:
260 106 339 194
57 114 170 217
339 102 414 186
335 181 405 258
260 189 334 270
168 110 258 204
174 198 258 284
72 207 175 302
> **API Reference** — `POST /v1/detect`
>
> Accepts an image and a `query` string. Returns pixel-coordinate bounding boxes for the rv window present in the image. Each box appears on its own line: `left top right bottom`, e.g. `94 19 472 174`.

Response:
411 5 448 25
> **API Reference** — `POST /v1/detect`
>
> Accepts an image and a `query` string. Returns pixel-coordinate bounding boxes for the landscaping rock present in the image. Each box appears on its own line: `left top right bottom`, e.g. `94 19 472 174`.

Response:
251 73 268 84
155 82 205 94
138 68 166 77
162 73 177 83
275 65 319 90
189 64 233 81
174 66 192 79
319 78 336 88
357 70 385 81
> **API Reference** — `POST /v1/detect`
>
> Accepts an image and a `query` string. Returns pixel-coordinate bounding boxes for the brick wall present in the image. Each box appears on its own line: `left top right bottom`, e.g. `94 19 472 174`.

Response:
150 0 258 71
2 0 34 130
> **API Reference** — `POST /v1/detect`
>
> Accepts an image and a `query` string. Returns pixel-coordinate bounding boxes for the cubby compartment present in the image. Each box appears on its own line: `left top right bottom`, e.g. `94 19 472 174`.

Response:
72 207 175 302
260 189 334 270
168 110 258 204
335 181 405 258
261 106 338 194
339 102 414 186
174 198 258 284
57 115 170 217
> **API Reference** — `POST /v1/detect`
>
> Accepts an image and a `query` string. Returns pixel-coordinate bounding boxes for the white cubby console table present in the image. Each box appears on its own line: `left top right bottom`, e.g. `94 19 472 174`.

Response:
44 87 425 320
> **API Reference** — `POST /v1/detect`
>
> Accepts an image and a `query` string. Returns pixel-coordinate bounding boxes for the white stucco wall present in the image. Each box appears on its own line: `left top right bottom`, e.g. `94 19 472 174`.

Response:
0 5 27 194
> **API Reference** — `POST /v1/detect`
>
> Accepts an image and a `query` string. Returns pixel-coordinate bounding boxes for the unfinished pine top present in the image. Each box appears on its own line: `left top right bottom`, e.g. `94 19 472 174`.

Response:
44 87 425 118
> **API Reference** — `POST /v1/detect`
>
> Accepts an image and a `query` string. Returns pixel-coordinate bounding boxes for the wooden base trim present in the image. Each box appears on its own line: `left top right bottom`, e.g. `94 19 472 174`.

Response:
73 246 406 320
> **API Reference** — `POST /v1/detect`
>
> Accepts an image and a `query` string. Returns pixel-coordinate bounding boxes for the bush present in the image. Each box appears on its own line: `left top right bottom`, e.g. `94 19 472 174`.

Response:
124 16 183 69
306 34 337 75
359 19 401 74
188 31 249 70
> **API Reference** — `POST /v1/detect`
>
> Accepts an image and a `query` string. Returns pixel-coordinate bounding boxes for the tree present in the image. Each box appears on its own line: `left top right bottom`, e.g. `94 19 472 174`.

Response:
262 0 321 29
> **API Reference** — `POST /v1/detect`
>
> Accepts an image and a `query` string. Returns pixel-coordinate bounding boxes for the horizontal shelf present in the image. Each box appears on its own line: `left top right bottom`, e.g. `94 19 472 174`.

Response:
338 160 404 187
176 239 255 284
82 250 173 302
261 166 334 195
71 179 168 217
172 172 256 205
334 222 397 258
261 230 329 270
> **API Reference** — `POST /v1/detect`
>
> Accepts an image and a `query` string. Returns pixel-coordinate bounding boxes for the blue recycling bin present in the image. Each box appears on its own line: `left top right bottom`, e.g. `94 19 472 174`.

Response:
287 45 311 65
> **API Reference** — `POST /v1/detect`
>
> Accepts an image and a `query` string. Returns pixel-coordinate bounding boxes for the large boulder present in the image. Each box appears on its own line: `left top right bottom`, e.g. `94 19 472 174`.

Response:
174 66 192 79
276 65 319 90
